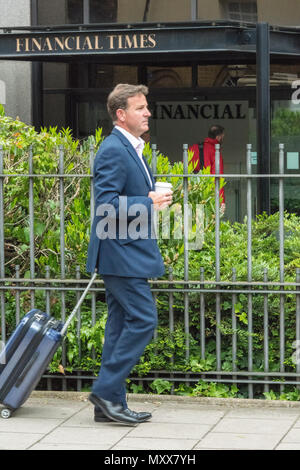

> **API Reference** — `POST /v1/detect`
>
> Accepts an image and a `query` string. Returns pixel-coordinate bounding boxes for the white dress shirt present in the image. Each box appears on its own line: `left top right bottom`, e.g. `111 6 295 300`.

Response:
115 125 152 186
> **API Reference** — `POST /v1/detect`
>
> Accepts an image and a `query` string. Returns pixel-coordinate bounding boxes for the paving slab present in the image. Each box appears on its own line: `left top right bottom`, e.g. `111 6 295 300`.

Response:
30 442 108 450
281 427 300 444
151 404 225 425
128 421 211 440
12 398 86 420
0 432 44 450
111 437 199 450
226 407 300 419
195 431 282 450
291 417 300 428
212 417 294 435
276 443 300 450
1 392 300 450
0 416 63 434
36 425 132 450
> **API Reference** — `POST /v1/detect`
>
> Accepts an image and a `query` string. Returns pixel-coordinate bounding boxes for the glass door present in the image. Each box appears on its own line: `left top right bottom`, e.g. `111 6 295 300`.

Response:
73 95 112 139
71 90 261 222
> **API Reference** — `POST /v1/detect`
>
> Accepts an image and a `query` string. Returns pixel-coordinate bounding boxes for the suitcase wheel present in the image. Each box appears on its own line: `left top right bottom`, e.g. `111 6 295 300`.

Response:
1 408 12 419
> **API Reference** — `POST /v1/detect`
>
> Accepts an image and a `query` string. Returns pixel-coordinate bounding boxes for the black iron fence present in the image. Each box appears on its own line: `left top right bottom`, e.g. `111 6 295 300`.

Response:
0 143 300 398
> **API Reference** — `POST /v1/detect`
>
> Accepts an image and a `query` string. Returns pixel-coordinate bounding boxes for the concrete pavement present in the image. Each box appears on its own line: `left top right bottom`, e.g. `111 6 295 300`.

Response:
1 392 300 450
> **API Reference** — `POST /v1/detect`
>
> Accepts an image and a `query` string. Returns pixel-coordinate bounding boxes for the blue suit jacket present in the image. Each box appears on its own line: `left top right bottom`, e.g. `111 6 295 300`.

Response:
86 127 165 278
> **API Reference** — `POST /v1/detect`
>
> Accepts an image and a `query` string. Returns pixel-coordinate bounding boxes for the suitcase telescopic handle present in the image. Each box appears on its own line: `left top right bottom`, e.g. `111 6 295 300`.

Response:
60 272 97 337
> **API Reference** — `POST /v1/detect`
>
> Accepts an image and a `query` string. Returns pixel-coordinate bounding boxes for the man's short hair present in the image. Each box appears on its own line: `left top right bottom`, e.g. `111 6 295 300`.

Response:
208 125 225 139
107 83 149 123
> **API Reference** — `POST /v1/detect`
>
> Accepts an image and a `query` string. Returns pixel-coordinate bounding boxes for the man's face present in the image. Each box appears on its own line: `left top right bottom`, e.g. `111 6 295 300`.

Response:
117 93 151 138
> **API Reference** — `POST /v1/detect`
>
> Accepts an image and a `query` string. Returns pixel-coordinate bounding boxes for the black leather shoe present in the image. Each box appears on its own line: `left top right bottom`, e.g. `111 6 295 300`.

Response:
123 408 152 422
94 406 152 423
94 407 110 422
89 393 139 426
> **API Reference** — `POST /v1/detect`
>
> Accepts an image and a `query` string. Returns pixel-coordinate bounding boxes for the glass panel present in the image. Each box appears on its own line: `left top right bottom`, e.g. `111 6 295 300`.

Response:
37 0 83 25
115 0 191 23
270 64 300 84
43 94 66 128
149 99 249 221
198 65 258 87
38 0 191 25
229 2 257 22
88 65 116 88
89 65 138 87
43 63 69 89
147 67 192 88
68 64 138 88
229 3 239 13
77 100 111 138
271 100 300 215
90 0 118 23
67 0 83 23
198 65 226 87
69 94 262 223
36 0 300 27
200 0 300 25
257 0 300 27
242 2 256 13
198 64 300 88
221 1 258 22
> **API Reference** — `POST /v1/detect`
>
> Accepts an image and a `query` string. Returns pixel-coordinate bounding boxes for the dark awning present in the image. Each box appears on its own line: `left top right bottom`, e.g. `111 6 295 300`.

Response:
0 20 299 64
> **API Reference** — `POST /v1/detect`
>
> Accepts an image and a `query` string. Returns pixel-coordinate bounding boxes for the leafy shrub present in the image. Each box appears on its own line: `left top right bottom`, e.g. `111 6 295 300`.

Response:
1 112 300 399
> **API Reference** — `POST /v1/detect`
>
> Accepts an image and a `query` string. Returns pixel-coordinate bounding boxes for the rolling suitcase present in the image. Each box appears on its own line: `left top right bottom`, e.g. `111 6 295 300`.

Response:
0 272 97 419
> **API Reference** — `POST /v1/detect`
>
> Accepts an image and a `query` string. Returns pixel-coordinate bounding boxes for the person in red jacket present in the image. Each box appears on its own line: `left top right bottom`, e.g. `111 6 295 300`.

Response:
189 125 225 213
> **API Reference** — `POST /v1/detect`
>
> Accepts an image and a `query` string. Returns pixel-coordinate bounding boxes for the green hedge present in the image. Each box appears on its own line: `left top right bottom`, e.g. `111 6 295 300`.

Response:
1 112 300 400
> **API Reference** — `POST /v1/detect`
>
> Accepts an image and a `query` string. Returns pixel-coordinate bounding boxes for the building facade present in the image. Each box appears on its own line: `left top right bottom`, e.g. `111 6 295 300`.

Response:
0 0 300 221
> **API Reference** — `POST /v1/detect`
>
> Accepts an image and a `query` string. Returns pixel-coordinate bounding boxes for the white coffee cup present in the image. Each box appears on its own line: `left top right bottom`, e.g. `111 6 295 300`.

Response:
155 181 172 193
154 181 173 215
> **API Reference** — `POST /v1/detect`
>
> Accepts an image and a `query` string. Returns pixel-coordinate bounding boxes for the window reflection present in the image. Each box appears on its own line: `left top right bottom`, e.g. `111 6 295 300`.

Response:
197 64 300 88
148 67 191 88
67 0 83 23
37 0 83 25
223 1 258 22
67 64 138 88
36 0 300 26
90 0 117 23
116 0 191 23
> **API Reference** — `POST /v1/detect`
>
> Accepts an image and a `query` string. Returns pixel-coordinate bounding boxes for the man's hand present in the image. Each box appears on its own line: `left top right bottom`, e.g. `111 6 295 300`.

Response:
220 203 226 215
148 190 173 210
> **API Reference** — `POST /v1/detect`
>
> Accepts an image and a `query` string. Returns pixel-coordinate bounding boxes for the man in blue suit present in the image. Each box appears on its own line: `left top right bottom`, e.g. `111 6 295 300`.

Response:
87 84 173 425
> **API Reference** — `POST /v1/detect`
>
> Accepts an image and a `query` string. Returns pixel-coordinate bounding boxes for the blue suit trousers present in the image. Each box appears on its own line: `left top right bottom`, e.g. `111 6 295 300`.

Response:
92 275 157 408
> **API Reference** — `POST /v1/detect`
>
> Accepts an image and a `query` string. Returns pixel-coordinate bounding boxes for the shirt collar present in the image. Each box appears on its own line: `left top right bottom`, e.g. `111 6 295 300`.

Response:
115 125 145 153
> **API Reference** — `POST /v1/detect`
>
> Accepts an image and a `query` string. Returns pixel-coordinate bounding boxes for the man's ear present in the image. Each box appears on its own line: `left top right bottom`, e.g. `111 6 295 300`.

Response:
116 108 126 122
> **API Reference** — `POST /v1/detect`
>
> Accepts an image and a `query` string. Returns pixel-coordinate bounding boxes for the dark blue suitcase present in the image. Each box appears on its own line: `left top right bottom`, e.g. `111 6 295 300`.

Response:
0 310 63 418
0 273 97 418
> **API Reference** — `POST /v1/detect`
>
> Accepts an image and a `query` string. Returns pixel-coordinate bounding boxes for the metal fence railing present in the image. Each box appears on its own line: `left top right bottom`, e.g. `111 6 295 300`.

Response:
0 143 300 398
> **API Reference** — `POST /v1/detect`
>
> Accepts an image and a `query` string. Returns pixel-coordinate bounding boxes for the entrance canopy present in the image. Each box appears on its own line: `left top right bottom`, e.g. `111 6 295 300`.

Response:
0 20 300 64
